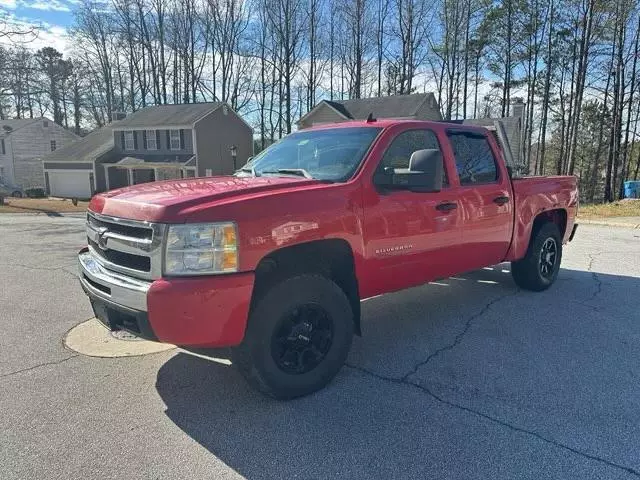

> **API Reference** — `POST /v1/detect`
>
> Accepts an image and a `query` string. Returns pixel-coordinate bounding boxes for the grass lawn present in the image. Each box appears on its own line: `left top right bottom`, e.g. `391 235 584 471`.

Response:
0 197 89 215
579 199 640 218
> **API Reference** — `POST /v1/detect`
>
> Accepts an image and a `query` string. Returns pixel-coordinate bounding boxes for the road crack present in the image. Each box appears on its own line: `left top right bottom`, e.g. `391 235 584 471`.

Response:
0 355 79 379
345 278 639 477
401 289 519 382
0 262 78 279
586 253 604 306
344 363 640 478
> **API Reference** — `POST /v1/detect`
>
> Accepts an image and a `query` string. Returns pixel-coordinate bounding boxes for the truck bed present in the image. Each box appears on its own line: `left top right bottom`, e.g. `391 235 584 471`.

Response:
507 175 579 261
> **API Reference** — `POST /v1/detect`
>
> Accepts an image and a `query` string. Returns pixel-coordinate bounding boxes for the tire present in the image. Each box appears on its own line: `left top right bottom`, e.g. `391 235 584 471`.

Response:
11 191 22 198
232 274 354 400
511 222 562 291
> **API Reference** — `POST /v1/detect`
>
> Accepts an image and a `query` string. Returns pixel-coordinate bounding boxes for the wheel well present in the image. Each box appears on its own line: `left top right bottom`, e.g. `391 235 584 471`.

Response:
532 208 567 239
251 239 361 335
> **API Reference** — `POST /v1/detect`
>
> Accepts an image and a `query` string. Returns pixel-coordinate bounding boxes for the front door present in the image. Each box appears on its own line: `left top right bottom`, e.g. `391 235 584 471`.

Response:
361 128 464 297
444 130 513 271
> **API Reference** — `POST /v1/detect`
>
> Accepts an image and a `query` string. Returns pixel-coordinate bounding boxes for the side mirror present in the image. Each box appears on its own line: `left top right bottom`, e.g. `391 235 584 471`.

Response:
374 149 443 193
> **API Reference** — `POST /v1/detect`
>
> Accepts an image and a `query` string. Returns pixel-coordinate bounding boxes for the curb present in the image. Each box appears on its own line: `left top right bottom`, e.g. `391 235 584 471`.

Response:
577 218 640 229
0 211 86 217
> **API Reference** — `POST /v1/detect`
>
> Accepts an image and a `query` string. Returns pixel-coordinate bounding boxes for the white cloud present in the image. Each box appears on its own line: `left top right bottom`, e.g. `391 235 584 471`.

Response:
0 0 17 10
30 24 69 52
0 13 70 53
21 0 71 12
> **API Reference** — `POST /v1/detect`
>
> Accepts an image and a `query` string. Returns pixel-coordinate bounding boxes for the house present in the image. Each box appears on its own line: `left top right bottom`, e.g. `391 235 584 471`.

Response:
297 93 443 129
0 118 79 190
43 102 253 199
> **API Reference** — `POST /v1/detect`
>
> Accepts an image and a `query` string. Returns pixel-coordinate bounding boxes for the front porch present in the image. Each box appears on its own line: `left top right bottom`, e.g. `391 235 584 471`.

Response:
104 156 197 190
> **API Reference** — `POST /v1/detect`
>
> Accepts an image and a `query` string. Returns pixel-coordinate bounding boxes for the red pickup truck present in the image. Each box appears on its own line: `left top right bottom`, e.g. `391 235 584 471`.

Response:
79 119 578 399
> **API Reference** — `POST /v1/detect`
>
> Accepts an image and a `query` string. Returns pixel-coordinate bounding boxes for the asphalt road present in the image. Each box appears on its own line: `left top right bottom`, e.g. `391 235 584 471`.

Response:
1 213 639 480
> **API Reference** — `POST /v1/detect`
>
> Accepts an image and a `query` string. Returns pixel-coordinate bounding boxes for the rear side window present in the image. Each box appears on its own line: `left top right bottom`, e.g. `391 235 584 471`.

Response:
447 131 498 185
379 129 448 185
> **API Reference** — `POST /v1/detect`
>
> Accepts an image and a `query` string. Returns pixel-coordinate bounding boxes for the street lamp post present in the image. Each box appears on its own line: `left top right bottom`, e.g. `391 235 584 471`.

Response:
230 145 238 171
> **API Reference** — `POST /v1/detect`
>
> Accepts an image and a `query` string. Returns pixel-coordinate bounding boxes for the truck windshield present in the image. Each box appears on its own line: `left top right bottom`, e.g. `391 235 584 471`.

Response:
241 127 382 181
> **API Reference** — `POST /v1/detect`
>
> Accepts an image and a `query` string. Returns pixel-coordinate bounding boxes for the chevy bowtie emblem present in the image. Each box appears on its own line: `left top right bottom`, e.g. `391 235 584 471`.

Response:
96 227 109 249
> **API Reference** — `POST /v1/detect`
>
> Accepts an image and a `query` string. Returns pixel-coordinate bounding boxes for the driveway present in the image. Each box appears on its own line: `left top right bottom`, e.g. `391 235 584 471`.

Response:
1 214 639 479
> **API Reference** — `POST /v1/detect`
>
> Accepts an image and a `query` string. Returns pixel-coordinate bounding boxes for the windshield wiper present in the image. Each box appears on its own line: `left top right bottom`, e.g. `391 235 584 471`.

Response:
261 168 314 179
235 166 258 177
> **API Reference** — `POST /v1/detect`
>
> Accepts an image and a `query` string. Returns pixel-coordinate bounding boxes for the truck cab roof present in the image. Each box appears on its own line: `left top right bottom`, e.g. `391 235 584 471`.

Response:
303 118 491 135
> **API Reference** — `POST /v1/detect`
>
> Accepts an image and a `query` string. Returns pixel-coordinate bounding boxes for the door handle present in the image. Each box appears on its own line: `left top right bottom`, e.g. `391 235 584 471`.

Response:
436 202 458 212
493 196 510 205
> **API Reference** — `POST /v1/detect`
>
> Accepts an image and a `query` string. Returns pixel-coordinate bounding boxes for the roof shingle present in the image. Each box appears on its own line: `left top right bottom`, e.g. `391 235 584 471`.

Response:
112 102 223 128
43 123 115 163
327 93 433 120
1 118 43 134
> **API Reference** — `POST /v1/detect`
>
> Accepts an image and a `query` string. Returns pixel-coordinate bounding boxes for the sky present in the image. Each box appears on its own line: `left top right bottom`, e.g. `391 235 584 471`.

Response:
0 0 75 52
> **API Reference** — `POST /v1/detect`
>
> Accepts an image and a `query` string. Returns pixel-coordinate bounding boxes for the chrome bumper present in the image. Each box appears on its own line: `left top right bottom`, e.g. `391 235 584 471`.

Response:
78 249 152 312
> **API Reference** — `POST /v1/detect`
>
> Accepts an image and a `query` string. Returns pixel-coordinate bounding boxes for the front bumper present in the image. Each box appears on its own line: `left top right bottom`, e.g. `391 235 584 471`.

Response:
78 248 255 347
79 249 151 311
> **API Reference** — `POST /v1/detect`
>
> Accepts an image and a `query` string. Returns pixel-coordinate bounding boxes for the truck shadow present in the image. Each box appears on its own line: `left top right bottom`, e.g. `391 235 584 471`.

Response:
155 266 640 479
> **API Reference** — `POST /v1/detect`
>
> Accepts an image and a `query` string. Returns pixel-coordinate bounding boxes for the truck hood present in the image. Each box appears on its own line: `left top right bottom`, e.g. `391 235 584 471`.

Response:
88 176 319 222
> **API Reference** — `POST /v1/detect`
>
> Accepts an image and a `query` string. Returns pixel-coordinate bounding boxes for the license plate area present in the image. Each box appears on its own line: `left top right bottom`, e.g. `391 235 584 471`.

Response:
91 299 141 334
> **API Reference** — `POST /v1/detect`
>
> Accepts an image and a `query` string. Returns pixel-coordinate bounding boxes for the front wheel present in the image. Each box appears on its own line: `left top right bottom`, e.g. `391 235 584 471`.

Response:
232 274 354 399
511 222 562 291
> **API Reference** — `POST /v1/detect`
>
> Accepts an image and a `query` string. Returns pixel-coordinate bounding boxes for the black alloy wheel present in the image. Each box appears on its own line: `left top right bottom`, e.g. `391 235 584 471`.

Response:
271 304 334 375
232 274 354 399
511 222 563 291
538 237 558 279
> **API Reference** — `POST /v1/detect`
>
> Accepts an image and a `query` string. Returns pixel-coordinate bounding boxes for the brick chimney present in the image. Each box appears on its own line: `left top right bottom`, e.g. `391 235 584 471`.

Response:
110 112 126 122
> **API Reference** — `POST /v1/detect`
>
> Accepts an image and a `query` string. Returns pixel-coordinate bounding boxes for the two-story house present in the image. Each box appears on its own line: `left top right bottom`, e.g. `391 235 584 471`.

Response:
42 103 253 199
0 118 78 191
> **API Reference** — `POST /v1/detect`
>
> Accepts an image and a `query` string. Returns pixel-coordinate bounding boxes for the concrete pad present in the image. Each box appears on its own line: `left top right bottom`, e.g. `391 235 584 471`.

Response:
64 318 175 357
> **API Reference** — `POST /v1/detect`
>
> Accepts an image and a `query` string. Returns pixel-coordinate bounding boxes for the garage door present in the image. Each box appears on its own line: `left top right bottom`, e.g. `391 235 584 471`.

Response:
48 171 92 199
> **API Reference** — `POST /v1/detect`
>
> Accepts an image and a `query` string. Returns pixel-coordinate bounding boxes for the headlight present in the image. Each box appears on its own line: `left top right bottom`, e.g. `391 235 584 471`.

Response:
164 222 238 275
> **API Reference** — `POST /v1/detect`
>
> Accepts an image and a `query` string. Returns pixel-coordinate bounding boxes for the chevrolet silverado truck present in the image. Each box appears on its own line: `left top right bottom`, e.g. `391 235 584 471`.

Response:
78 119 578 399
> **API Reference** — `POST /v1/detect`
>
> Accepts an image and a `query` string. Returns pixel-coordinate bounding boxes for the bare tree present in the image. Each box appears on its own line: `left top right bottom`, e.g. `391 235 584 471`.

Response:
74 1 118 120
338 0 373 99
389 0 431 95
265 0 306 132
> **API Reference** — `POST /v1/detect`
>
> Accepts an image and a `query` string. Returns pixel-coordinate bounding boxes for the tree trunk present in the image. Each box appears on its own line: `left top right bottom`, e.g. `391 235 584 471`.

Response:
538 0 554 175
566 0 595 176
617 15 639 199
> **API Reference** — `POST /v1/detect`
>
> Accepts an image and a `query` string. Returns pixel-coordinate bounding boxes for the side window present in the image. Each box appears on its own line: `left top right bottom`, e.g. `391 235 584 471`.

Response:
447 132 498 185
379 129 448 185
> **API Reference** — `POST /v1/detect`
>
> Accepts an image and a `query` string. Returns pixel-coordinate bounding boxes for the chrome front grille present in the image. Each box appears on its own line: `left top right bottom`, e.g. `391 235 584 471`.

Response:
86 212 165 280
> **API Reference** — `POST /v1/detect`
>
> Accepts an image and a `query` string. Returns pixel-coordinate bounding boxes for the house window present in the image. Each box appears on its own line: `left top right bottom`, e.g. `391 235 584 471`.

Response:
169 130 181 150
0 166 4 181
50 140 56 151
145 130 157 150
1 138 5 155
43 120 49 127
124 131 135 151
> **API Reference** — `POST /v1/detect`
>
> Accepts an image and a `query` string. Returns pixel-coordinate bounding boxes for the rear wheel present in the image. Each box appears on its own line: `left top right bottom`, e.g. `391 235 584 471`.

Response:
232 274 354 399
511 222 562 291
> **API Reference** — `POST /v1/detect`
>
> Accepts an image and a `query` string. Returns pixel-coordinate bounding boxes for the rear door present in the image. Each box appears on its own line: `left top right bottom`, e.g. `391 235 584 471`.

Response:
444 130 513 271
